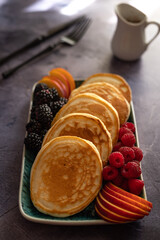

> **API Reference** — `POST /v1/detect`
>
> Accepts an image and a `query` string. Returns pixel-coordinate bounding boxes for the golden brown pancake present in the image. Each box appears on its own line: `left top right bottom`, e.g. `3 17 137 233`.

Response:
70 82 130 125
30 136 102 217
82 73 132 103
52 93 120 146
43 113 112 166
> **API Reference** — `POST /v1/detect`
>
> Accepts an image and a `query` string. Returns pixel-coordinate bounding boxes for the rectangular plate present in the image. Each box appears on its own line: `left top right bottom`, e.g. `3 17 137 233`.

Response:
19 80 147 225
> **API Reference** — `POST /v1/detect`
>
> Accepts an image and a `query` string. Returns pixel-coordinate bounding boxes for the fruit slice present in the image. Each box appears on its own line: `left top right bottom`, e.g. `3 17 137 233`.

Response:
55 68 75 92
106 182 152 209
95 182 152 223
49 69 70 97
101 189 149 215
49 75 68 98
98 192 144 219
39 76 65 98
104 184 151 212
96 196 136 222
95 205 126 223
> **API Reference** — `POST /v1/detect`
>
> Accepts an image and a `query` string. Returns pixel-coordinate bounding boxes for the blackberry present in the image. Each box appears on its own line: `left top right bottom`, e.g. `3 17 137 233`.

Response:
33 83 48 97
50 88 60 101
50 99 67 116
59 97 68 104
40 129 48 140
30 105 37 120
24 133 42 153
34 104 53 129
26 119 42 134
33 89 53 106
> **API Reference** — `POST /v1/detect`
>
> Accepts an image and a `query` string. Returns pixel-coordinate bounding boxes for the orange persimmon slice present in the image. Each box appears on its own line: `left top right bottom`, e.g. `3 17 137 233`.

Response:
49 69 70 98
39 76 65 98
55 68 75 92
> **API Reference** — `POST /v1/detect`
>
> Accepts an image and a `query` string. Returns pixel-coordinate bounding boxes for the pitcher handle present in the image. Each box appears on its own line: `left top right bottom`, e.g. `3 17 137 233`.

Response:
145 21 160 47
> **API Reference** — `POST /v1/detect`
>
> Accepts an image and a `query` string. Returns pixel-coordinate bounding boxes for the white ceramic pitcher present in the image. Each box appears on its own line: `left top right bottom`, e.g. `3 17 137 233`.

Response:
111 3 160 61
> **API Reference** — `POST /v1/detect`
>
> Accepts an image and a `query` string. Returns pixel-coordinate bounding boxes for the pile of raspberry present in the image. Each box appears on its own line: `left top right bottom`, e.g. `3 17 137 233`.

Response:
103 122 144 196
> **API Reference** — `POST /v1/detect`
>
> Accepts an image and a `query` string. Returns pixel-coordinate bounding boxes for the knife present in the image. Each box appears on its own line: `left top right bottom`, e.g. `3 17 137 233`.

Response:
0 15 84 65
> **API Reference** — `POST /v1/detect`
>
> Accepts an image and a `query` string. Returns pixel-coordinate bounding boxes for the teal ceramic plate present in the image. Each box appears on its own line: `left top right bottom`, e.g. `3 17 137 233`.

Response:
19 80 147 225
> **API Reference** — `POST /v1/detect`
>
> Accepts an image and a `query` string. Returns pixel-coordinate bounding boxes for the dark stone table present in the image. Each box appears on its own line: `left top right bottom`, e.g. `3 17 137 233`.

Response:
0 0 160 239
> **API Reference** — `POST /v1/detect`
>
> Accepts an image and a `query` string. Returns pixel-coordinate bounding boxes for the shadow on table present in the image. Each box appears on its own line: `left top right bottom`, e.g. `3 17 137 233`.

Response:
108 55 142 83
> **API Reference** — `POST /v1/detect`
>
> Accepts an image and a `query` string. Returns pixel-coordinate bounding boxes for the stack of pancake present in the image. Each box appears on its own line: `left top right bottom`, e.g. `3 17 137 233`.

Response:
30 73 132 218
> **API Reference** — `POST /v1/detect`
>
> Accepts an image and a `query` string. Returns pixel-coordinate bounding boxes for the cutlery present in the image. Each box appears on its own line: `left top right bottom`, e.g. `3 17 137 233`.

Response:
2 16 91 79
0 15 84 66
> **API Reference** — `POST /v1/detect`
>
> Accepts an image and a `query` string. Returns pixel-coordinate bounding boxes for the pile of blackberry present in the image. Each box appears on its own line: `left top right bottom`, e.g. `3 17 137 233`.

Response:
24 83 68 154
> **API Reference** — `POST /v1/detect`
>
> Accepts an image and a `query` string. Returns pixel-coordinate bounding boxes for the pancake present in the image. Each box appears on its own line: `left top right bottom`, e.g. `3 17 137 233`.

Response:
82 73 132 103
30 136 103 217
70 82 130 125
43 113 112 166
52 93 119 146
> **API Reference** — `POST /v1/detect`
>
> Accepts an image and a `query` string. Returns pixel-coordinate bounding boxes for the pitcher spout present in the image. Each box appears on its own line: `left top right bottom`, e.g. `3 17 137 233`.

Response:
115 3 146 25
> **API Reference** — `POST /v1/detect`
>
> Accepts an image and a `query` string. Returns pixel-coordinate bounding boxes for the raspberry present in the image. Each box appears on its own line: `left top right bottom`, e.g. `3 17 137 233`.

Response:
131 160 140 166
119 127 133 140
122 122 135 133
112 172 124 186
119 146 135 163
132 146 143 162
102 165 118 181
120 179 129 191
112 141 123 152
109 152 124 168
121 162 141 179
121 133 136 147
128 179 144 195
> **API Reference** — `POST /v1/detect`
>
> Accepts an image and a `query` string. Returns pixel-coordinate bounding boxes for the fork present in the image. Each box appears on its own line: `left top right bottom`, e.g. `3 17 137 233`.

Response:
2 16 91 79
